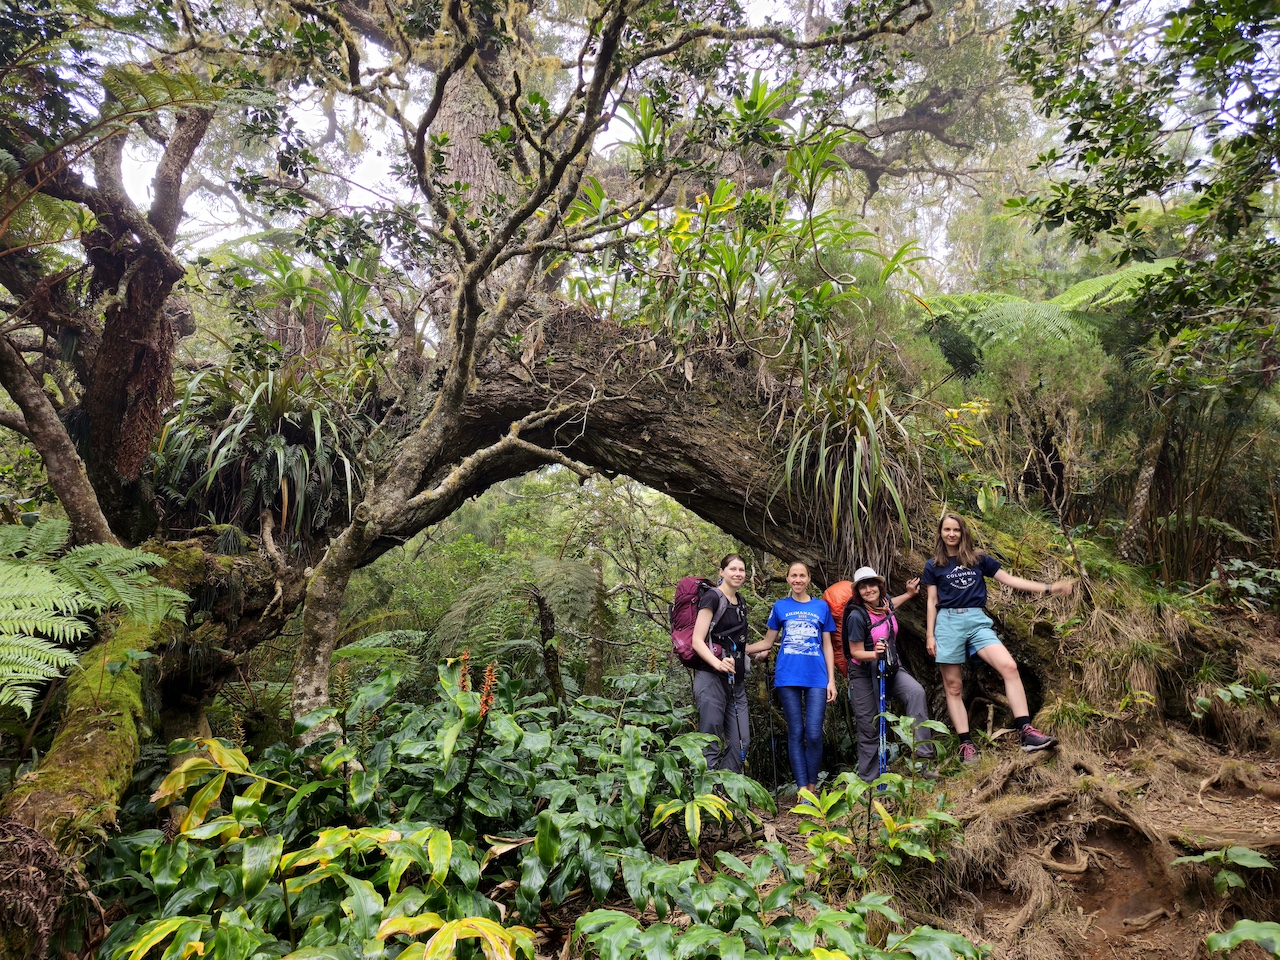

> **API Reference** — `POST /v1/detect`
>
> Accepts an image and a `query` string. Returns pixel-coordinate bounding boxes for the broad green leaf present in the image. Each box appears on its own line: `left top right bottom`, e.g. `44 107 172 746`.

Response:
201 739 250 774
534 810 561 867
635 923 673 960
113 917 189 960
427 829 452 885
292 706 339 737
888 924 987 960
148 839 189 898
179 772 226 833
349 769 377 806
419 917 533 960
339 875 384 941
1206 919 1280 955
583 845 616 901
1223 847 1274 870
684 802 701 848
377 913 446 939
241 834 283 900
652 799 684 828
344 666 404 725
150 758 220 808
672 924 720 958
438 719 465 766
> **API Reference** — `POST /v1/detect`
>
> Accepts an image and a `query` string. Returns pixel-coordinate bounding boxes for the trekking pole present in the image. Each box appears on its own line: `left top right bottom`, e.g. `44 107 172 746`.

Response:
765 666 778 790
877 655 888 783
727 652 746 771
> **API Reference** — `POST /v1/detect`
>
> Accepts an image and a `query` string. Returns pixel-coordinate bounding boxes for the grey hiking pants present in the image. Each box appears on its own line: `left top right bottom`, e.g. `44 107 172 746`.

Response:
848 668 934 782
692 669 749 773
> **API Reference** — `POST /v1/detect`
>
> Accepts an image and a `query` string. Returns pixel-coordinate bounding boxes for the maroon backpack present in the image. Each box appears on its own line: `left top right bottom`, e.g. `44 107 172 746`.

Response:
670 576 729 665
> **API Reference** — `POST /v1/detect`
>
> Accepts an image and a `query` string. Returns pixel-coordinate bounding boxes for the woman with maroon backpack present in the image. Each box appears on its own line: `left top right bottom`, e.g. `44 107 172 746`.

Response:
844 566 935 781
686 554 751 772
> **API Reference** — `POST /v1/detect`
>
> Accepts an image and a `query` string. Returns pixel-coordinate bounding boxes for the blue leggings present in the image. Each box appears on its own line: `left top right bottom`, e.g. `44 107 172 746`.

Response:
776 686 827 788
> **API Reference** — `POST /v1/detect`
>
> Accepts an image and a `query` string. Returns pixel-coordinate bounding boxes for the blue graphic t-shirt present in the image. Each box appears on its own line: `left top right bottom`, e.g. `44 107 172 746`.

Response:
768 596 837 687
921 554 1002 609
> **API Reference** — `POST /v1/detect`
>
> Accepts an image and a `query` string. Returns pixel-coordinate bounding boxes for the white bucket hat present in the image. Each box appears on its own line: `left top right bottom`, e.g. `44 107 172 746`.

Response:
852 566 884 586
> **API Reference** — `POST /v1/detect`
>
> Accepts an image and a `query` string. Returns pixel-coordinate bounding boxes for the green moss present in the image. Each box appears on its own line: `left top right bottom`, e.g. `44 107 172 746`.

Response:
1 619 165 849
142 542 210 592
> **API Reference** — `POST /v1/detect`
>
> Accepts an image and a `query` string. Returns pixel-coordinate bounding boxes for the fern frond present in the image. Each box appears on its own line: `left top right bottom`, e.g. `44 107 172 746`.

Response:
0 562 84 612
0 615 90 644
0 521 188 710
99 67 219 115
1048 259 1178 310
0 634 78 715
927 293 1100 347
51 544 178 618
0 518 70 560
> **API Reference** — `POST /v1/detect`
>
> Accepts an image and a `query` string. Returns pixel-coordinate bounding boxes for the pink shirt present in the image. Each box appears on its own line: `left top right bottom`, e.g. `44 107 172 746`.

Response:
867 609 896 645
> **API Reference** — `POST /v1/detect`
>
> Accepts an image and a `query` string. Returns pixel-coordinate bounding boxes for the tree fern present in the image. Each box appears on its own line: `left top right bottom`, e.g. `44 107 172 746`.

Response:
1048 259 1177 311
927 293 1100 348
927 260 1179 350
0 519 188 715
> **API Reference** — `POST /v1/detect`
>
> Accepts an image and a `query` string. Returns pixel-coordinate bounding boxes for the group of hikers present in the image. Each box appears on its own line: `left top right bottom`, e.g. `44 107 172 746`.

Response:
682 513 1074 788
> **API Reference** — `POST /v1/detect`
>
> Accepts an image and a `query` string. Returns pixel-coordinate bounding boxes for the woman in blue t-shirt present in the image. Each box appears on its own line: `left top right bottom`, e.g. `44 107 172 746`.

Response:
921 513 1073 765
747 561 836 792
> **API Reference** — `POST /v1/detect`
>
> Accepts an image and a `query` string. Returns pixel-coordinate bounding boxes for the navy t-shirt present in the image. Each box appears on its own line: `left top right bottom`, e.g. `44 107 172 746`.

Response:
921 554 1002 609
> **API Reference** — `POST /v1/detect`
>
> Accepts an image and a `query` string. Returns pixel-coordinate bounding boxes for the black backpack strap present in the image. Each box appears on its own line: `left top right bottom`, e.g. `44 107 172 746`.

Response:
707 588 729 635
842 604 864 669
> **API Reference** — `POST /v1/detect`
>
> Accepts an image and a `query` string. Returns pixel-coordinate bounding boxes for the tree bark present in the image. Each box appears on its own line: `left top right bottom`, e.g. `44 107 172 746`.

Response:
531 588 566 705
583 551 607 696
1118 417 1168 563
0 337 117 546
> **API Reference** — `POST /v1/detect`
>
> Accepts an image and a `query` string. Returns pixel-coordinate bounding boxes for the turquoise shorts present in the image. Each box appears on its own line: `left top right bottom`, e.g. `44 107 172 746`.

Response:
934 607 1001 664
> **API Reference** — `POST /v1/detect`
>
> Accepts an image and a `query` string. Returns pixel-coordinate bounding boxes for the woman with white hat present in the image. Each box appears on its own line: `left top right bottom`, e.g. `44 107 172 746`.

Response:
844 566 935 781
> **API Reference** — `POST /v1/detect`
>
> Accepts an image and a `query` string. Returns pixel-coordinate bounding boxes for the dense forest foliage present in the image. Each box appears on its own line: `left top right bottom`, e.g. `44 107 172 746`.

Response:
0 0 1277 956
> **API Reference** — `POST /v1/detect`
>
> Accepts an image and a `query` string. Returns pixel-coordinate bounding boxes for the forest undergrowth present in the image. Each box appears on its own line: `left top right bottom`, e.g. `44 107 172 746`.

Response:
20 594 1276 960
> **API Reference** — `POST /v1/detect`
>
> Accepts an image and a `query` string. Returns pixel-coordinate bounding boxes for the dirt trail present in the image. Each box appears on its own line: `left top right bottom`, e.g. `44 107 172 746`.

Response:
757 738 1280 960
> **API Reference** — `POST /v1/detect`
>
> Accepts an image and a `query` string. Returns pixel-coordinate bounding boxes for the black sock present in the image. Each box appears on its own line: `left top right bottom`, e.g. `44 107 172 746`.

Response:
1014 716 1031 730
959 732 974 745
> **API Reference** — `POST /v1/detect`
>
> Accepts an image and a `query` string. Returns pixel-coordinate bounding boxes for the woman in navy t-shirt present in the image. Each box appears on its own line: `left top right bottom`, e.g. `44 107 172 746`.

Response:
921 513 1073 765
747 561 836 792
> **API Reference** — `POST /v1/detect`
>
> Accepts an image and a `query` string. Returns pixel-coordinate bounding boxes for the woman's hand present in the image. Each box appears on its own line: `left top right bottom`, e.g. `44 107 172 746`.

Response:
826 679 837 702
926 634 936 658
874 639 886 656
1049 579 1075 598
903 577 920 599
714 655 736 674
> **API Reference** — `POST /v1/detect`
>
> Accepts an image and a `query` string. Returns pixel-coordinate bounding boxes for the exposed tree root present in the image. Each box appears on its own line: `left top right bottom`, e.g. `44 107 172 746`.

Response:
961 788 1075 825
999 855 1059 951
1198 760 1280 805
1121 907 1170 932
1036 839 1089 874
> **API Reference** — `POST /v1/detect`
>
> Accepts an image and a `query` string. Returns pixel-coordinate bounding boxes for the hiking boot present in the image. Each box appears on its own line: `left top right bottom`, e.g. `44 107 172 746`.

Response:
959 741 979 766
1020 725 1058 752
916 765 941 782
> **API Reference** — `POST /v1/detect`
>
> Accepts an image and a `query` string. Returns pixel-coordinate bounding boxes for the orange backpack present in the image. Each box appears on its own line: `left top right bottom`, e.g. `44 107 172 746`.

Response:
822 580 855 677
